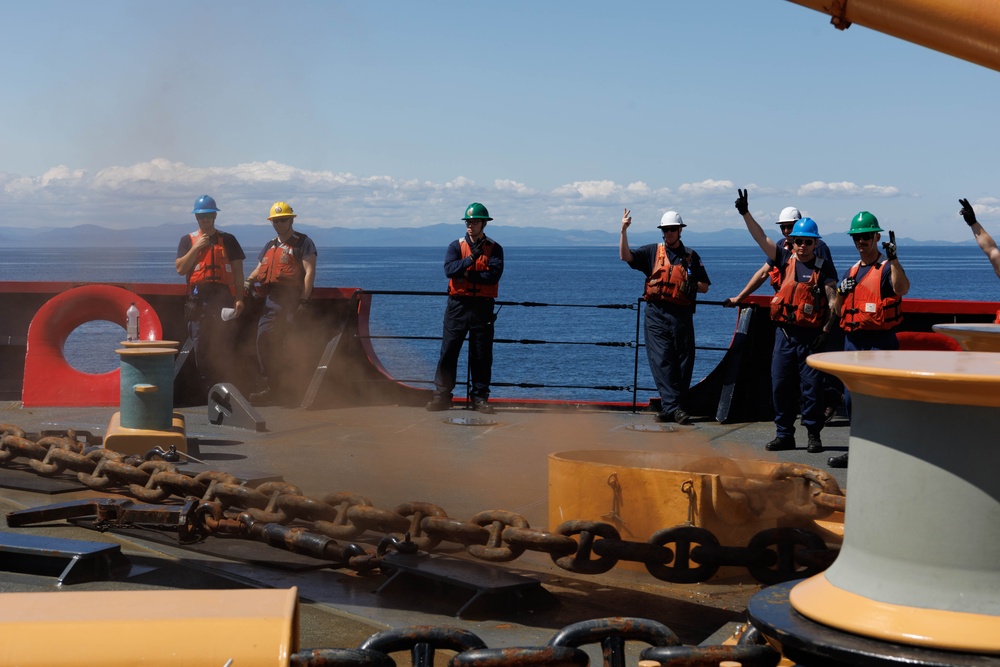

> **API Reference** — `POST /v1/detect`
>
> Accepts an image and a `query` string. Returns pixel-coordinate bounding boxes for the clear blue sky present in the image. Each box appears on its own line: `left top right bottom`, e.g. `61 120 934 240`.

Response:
1 1 998 241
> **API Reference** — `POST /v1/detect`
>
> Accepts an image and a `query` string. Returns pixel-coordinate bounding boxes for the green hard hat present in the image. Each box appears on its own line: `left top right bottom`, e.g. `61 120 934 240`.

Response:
848 211 884 235
462 202 493 221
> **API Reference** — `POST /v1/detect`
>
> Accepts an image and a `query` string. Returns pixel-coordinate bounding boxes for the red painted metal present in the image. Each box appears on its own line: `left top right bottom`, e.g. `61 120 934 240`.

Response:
22 285 162 407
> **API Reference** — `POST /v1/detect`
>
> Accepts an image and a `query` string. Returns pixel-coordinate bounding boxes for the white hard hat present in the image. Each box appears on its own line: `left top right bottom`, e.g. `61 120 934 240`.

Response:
657 211 686 228
777 207 802 224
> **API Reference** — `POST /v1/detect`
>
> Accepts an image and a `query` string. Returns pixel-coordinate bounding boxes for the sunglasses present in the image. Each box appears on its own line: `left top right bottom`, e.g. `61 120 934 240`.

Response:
791 237 815 246
779 224 795 233
852 232 876 241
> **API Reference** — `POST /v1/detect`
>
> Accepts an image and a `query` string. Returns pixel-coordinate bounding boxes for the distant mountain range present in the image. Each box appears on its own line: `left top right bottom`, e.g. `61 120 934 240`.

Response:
0 222 971 249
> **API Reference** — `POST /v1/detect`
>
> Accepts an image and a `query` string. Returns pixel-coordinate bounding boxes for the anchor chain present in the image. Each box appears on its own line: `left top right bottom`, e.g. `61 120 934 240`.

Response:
1 426 843 585
289 618 781 667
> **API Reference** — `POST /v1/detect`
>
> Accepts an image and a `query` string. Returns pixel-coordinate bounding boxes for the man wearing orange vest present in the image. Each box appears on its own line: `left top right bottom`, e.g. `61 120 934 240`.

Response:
245 201 317 405
175 195 246 395
735 188 838 454
827 211 910 468
620 207 710 425
426 202 504 414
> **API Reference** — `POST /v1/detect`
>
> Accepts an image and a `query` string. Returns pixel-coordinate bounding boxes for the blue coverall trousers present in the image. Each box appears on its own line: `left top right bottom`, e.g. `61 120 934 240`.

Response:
644 302 695 415
771 325 825 439
432 296 495 401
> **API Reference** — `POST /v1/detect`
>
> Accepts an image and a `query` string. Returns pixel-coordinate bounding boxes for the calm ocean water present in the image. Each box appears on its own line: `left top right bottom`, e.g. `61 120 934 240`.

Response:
4 245 997 401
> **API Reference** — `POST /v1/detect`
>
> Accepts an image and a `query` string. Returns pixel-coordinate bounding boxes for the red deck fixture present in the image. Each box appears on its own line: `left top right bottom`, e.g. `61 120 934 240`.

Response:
22 285 162 407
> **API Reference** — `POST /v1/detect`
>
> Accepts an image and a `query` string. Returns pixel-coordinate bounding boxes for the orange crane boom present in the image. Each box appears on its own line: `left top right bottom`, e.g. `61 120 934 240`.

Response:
786 0 1000 73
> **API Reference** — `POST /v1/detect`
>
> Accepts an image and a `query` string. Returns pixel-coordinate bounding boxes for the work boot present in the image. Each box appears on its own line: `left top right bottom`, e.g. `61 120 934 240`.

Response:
765 436 796 451
806 433 824 453
249 387 273 405
425 396 452 412
672 409 691 425
472 399 495 414
828 453 849 468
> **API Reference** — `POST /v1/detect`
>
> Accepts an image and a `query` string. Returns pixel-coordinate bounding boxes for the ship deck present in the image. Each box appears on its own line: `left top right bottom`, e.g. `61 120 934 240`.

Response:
0 399 849 655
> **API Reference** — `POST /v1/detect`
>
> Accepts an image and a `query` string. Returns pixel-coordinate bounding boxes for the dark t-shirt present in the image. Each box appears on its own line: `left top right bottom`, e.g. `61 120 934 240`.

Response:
842 255 896 298
176 230 246 262
767 238 832 267
256 232 318 265
627 242 711 285
773 246 838 286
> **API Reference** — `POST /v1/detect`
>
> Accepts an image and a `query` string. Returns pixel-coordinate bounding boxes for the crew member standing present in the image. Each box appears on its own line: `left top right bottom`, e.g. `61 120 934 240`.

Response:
728 197 842 421
735 189 837 453
175 195 246 395
620 208 710 424
426 202 504 414
245 201 317 405
827 211 910 468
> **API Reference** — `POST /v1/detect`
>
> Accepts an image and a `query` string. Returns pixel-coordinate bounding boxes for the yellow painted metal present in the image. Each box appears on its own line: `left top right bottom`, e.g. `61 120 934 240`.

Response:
549 450 839 579
103 410 188 454
808 350 1000 407
932 323 1000 352
786 0 1000 73
791 575 1000 653
0 588 300 666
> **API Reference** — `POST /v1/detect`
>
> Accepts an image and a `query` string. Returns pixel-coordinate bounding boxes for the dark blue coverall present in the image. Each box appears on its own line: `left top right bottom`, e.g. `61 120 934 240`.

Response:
627 242 710 416
431 234 504 402
770 247 838 439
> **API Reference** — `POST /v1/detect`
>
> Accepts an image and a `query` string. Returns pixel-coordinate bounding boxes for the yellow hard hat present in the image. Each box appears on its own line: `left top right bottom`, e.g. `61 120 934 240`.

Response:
267 201 296 220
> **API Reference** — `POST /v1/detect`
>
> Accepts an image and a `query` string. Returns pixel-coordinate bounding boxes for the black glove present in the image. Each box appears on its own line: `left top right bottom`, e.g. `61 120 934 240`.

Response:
243 278 259 302
297 299 309 314
735 188 749 215
882 240 897 261
470 240 485 260
684 279 699 301
811 332 828 352
959 198 978 227
837 277 856 295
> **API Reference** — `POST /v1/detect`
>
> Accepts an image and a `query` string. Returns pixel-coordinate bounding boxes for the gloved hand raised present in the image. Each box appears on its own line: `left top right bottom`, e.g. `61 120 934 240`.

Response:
837 277 856 295
470 240 486 260
959 198 978 227
735 189 750 216
882 230 897 261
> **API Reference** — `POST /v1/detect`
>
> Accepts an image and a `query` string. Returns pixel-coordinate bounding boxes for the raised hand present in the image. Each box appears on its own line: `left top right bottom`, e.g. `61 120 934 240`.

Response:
621 208 632 232
837 277 856 295
959 198 978 227
735 189 749 215
882 230 897 260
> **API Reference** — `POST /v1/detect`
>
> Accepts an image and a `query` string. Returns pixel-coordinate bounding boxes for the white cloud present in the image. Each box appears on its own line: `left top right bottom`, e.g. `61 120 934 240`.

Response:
797 181 900 198
0 159 986 238
677 179 734 196
552 180 622 199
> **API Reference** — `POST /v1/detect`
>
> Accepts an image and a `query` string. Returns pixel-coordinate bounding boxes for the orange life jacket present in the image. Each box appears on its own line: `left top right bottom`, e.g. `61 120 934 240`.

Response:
839 260 903 332
449 238 499 298
259 235 306 286
644 244 694 306
770 257 828 328
187 232 235 293
767 265 782 291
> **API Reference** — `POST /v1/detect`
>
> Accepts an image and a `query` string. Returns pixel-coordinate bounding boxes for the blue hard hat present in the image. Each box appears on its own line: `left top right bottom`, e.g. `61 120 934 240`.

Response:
192 195 220 214
790 217 821 238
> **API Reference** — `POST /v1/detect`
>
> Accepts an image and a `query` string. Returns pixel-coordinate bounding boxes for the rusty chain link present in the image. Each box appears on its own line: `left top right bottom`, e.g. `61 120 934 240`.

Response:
0 426 843 586
290 617 781 667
